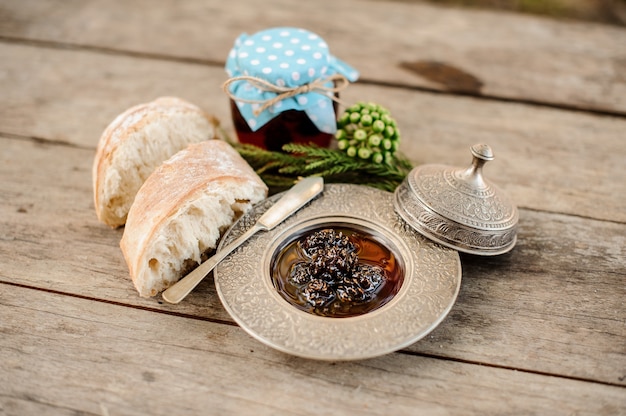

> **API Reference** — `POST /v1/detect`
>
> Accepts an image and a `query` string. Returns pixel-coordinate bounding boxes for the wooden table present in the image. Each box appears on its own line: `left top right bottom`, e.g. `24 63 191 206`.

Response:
1 1 625 414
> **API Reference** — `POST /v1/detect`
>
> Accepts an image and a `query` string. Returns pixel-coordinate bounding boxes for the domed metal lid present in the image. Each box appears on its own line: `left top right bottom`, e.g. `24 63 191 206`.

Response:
393 144 518 256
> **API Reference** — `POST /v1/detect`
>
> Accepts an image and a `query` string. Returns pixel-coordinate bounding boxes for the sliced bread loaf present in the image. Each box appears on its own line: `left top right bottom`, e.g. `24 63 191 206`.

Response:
120 140 268 297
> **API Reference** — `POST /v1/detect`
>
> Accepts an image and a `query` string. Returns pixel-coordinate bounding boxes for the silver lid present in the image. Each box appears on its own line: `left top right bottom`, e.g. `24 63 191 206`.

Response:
393 144 518 255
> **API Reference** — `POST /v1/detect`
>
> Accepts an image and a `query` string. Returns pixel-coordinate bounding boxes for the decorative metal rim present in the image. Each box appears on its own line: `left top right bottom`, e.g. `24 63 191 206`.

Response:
405 164 519 231
214 184 462 360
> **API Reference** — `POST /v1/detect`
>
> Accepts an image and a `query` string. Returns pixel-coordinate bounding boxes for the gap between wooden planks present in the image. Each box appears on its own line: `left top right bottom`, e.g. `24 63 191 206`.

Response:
1 0 625 114
1 0 625 395
1 136 624 386
1 283 625 415
0 43 625 222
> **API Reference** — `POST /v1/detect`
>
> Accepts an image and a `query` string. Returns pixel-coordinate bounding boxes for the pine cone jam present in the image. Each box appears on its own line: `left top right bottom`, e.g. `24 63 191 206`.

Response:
271 227 404 318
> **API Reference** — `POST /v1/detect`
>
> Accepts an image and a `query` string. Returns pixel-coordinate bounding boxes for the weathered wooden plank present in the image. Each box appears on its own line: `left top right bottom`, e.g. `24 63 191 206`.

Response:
0 137 228 315
417 212 626 385
1 137 624 385
1 0 624 410
1 284 624 416
1 0 625 114
0 43 232 146
1 43 625 222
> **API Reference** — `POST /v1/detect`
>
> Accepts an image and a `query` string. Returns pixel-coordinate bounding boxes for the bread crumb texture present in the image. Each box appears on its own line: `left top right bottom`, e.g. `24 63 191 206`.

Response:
93 97 216 227
120 140 268 297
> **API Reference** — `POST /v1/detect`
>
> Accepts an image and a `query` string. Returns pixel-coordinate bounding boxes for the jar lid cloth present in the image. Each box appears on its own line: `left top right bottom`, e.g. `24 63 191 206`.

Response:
225 27 359 133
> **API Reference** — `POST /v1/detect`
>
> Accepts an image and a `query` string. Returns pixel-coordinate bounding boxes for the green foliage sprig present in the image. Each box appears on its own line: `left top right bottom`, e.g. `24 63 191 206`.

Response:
233 142 413 193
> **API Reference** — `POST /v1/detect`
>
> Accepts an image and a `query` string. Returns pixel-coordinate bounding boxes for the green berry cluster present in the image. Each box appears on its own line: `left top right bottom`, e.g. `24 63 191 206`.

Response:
335 102 400 164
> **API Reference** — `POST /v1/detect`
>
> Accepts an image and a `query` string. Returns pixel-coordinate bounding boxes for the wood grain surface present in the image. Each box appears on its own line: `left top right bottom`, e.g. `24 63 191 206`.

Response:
1 43 624 222
1 135 624 386
1 0 625 414
1 0 625 114
2 284 625 416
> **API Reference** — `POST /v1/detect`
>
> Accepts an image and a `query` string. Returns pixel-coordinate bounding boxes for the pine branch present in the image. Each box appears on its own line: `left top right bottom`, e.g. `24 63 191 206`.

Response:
232 142 413 193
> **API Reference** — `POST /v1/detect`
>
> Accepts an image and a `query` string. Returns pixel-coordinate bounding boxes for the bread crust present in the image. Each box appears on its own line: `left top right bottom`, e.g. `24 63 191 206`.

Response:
93 96 217 227
120 140 268 297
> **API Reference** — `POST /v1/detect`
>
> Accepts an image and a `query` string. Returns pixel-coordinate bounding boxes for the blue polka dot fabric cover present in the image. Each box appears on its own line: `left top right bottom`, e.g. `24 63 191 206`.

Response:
225 27 359 134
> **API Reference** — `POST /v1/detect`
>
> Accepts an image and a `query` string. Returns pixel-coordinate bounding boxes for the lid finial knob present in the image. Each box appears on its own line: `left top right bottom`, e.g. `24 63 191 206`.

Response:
465 144 494 188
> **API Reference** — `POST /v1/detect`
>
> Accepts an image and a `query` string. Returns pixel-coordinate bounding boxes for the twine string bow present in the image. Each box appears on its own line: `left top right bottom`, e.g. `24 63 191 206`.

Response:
223 73 349 116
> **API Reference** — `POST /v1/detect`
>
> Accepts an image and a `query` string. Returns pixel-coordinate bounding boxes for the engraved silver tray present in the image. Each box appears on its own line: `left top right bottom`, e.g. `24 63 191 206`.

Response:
214 184 462 360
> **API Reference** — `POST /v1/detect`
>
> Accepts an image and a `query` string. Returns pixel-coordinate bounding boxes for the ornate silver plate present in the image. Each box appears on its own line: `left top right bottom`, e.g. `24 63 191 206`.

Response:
214 184 461 360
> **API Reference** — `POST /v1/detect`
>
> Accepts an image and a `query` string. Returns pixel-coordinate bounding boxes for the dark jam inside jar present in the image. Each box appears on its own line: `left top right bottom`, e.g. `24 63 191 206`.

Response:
230 99 335 151
271 227 404 318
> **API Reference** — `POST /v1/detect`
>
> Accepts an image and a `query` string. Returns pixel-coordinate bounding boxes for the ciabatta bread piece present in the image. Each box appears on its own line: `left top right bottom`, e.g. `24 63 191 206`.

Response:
120 140 268 298
93 96 217 228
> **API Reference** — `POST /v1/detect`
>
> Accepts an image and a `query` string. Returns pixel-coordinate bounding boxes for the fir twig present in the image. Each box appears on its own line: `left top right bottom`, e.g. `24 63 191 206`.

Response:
232 142 413 193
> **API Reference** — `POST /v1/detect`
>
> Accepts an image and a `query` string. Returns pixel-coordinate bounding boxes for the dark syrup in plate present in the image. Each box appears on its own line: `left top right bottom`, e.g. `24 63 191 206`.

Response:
270 226 404 318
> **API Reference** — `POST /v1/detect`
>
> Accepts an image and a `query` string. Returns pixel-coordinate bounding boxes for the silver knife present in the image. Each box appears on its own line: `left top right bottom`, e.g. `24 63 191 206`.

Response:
162 176 324 304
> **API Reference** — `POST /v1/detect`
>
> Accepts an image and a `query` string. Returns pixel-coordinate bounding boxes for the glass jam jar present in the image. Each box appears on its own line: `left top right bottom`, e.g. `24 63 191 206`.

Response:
229 99 339 151
224 27 359 150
